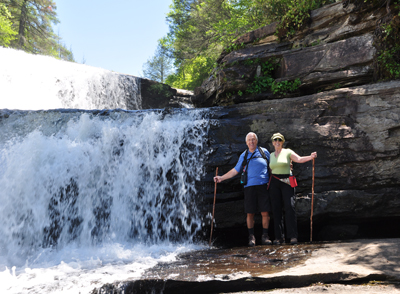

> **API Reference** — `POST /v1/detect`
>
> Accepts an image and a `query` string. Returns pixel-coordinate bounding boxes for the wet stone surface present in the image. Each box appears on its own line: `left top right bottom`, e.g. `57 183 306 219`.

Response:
142 243 323 281
93 239 400 294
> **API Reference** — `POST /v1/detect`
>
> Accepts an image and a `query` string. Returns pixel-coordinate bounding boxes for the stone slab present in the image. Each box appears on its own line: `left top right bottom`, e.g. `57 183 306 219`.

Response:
260 238 400 279
93 238 400 293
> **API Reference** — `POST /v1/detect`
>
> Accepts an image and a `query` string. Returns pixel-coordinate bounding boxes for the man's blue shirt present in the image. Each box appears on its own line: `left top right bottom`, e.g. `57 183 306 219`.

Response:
234 147 270 188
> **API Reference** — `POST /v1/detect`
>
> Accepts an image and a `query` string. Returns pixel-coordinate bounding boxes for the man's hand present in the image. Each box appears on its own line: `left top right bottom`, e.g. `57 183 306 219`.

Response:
214 176 223 183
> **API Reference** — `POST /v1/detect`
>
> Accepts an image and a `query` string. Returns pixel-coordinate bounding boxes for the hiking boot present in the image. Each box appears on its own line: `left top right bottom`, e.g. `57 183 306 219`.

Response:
248 234 256 247
261 234 272 245
273 239 280 245
290 238 298 245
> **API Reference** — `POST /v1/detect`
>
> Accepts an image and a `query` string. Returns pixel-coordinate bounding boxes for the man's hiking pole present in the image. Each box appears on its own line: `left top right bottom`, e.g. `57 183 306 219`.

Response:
310 159 315 242
209 167 218 246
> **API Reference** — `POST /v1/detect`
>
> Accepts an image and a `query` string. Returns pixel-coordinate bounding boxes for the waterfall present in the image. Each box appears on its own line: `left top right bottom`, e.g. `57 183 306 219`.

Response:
0 108 210 293
0 47 141 110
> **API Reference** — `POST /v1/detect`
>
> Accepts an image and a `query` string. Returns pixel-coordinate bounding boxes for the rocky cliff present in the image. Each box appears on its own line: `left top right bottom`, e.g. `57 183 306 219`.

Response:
196 1 400 244
203 80 400 243
192 1 398 107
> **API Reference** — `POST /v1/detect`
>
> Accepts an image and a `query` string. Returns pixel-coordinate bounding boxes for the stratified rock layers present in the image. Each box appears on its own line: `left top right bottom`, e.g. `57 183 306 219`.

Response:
204 81 400 241
193 2 391 107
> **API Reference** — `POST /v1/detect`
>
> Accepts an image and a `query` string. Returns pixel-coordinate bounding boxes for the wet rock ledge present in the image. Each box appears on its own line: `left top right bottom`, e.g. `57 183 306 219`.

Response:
92 238 400 294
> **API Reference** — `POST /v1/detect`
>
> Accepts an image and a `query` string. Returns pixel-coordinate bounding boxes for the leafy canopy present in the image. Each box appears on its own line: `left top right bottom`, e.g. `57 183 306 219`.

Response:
1 0 74 61
142 40 174 83
0 3 17 46
156 0 336 90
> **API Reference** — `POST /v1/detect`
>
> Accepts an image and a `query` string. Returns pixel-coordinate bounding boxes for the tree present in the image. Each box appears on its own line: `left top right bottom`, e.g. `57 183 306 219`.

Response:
163 0 337 90
3 0 74 60
165 55 215 90
164 0 273 90
7 0 57 52
0 2 17 46
55 29 74 61
142 42 174 83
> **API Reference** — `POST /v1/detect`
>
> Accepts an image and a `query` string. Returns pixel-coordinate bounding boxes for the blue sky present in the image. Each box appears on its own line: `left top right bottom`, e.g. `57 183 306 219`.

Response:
55 0 172 77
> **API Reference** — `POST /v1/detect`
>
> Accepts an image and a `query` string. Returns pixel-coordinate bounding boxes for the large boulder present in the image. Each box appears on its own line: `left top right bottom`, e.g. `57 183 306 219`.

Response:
139 78 177 109
139 79 194 109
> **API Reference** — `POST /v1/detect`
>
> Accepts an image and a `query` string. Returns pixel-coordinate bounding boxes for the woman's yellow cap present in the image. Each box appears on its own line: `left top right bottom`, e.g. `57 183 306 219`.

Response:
271 133 285 142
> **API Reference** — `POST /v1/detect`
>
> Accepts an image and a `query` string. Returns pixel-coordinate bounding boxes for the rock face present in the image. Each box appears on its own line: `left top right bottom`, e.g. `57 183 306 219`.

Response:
192 1 393 107
140 78 193 109
140 78 176 109
202 80 400 243
136 2 400 243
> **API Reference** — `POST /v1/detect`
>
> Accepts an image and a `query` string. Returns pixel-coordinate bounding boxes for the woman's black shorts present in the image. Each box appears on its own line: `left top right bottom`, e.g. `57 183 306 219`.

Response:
244 184 271 213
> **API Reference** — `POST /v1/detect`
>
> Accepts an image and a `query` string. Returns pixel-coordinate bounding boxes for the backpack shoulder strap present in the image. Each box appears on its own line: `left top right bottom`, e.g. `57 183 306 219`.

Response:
258 146 270 170
242 149 249 168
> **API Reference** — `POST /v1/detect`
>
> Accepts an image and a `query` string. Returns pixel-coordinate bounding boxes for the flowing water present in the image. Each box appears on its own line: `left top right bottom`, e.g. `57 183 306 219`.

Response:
0 47 141 110
0 108 211 293
0 47 212 293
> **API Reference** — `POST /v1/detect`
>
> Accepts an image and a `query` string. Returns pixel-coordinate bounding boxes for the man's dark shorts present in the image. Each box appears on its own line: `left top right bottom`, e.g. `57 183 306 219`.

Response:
244 184 271 213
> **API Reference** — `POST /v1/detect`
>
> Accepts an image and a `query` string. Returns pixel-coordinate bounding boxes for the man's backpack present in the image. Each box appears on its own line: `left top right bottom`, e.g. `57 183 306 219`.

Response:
240 146 270 185
242 146 270 171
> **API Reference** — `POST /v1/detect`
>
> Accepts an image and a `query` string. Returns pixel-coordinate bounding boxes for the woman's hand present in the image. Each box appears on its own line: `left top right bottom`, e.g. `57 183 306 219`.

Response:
291 151 317 163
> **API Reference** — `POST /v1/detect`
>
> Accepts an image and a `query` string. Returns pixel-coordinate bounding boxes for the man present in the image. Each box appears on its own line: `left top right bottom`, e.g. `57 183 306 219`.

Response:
214 132 271 246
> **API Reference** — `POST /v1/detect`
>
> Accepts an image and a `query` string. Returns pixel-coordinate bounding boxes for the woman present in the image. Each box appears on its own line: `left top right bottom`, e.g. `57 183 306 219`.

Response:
269 133 317 245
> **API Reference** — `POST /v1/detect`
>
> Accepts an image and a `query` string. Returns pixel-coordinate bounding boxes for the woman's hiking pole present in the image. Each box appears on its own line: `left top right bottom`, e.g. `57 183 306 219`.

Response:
310 159 315 242
209 167 218 246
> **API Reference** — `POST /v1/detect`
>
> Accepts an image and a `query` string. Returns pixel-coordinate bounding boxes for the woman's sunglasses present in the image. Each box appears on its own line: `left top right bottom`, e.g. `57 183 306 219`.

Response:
273 138 283 142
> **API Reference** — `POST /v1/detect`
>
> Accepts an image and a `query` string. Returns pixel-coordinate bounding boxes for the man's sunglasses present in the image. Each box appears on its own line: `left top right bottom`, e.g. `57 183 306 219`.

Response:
273 138 283 142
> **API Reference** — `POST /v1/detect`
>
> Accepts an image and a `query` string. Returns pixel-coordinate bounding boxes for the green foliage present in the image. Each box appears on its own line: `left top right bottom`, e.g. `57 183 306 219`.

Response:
310 39 321 46
143 41 174 83
0 3 17 47
2 0 74 61
261 58 277 73
246 58 277 94
9 0 58 51
165 55 216 90
56 43 74 62
378 44 400 79
375 1 400 80
148 83 174 99
276 0 336 39
246 75 275 94
225 42 245 54
246 58 301 95
163 0 336 90
164 0 285 89
271 78 301 95
243 58 260 66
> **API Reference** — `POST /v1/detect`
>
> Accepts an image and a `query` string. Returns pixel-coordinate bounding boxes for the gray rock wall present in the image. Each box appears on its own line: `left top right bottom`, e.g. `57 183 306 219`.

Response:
132 1 400 242
203 80 400 241
139 78 192 109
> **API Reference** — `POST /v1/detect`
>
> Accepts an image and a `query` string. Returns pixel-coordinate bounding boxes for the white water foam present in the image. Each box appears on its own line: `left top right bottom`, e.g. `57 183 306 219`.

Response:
0 47 141 110
0 242 203 294
0 109 210 293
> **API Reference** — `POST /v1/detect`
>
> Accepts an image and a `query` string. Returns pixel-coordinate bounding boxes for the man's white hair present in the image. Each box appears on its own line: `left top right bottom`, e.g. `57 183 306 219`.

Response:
245 132 258 142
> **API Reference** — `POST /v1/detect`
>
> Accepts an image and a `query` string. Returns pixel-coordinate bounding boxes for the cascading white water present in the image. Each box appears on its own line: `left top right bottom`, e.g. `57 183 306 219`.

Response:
0 108 210 293
0 47 141 110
